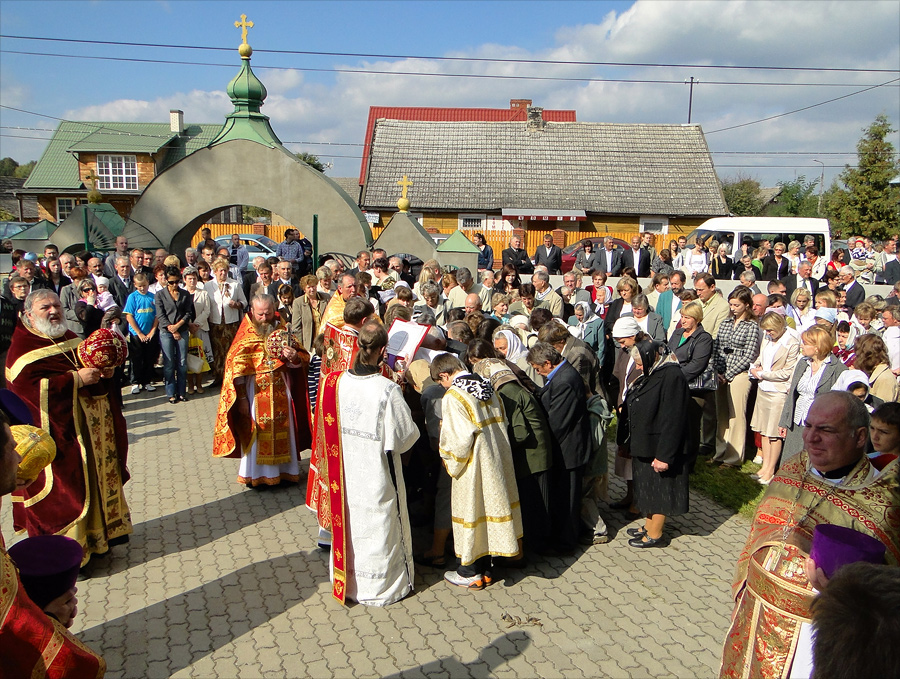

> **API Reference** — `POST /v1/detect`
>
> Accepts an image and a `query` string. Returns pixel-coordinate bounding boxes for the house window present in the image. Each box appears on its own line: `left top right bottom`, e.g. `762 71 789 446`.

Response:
459 214 486 231
56 197 84 222
640 216 669 234
96 154 138 190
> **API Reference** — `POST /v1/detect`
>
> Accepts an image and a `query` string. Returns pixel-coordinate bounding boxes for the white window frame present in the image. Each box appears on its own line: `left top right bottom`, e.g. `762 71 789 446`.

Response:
639 216 669 235
96 154 138 191
56 197 84 222
459 213 486 231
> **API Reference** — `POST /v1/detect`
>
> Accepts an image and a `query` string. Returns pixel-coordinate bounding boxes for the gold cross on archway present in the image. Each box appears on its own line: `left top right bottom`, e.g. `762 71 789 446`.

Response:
85 168 100 191
397 175 413 199
234 14 254 45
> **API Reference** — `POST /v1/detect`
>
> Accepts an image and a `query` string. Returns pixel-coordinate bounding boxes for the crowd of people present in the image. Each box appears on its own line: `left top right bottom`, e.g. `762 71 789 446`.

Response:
1 228 898 678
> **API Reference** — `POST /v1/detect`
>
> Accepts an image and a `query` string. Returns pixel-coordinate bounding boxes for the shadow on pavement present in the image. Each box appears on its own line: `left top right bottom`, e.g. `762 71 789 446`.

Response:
79 551 319 676
384 631 532 679
81 484 303 577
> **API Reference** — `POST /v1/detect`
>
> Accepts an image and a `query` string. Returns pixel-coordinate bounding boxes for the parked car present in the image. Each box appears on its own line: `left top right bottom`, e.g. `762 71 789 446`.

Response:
213 234 278 269
561 236 630 273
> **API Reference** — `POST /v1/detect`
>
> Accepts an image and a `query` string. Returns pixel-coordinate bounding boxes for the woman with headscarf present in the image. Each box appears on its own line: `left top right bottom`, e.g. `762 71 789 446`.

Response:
493 327 541 387
567 301 604 361
616 339 690 548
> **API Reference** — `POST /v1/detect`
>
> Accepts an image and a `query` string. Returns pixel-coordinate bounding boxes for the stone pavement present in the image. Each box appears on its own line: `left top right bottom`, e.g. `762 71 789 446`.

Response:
2 386 752 679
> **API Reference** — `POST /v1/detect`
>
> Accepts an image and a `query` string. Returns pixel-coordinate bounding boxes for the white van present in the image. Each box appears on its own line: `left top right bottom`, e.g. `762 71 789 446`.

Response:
685 217 831 262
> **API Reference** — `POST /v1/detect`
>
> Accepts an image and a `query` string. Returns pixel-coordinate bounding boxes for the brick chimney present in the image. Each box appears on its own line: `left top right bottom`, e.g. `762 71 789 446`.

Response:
170 109 184 135
526 106 545 131
510 99 532 111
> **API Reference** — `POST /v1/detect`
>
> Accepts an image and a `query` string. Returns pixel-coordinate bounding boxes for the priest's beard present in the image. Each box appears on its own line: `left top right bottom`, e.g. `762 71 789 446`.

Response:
29 316 67 338
252 319 275 339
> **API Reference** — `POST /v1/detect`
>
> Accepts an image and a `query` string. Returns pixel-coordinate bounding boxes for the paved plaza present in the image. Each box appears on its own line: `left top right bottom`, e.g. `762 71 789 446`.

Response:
3 387 751 678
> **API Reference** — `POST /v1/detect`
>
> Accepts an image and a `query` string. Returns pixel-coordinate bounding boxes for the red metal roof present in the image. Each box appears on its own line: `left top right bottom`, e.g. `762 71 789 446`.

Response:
358 105 577 184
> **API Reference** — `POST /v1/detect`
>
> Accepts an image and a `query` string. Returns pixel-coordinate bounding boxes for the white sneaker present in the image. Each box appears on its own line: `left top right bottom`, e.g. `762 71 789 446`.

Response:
753 455 763 465
443 571 486 590
130 385 141 394
144 384 157 392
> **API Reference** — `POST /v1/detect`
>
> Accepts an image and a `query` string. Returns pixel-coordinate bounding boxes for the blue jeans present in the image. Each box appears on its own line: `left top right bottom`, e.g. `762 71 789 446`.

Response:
159 330 187 398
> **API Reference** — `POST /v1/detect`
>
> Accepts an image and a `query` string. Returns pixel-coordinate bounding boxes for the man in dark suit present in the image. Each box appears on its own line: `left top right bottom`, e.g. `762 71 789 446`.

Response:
596 237 624 276
108 256 134 308
883 258 900 286
622 235 651 278
783 261 820 299
533 234 563 275
502 235 534 274
528 341 592 553
346 250 371 278
273 260 302 298
839 266 866 310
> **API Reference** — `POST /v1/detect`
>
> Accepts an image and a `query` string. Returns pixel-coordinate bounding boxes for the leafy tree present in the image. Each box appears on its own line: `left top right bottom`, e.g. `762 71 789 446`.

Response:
0 157 19 176
825 114 900 239
13 161 36 179
295 152 325 173
767 175 820 218
0 207 16 221
720 174 765 216
242 205 271 223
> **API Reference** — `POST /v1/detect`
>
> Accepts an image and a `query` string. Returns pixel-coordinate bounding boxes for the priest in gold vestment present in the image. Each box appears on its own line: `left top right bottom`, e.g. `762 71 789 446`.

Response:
720 391 899 679
213 295 312 486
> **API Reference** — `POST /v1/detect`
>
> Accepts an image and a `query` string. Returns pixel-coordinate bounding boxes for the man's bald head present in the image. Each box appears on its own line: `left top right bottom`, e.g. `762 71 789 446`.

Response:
802 391 869 473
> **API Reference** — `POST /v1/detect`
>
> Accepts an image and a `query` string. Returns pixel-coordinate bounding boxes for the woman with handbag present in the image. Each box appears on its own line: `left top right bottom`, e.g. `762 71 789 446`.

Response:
616 339 690 548
748 312 801 484
667 301 713 471
711 287 761 468
184 267 212 394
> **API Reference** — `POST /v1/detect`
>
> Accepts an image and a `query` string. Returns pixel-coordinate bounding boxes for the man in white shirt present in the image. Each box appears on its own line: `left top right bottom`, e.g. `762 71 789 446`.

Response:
880 307 900 372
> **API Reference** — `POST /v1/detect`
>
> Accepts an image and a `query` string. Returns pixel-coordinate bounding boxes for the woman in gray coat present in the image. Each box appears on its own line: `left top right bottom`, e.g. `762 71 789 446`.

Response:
778 325 847 460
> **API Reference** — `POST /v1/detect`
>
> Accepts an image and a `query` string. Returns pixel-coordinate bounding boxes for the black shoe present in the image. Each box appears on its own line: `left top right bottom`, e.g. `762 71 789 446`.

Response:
178 395 188 402
628 535 666 548
626 527 647 538
108 534 130 547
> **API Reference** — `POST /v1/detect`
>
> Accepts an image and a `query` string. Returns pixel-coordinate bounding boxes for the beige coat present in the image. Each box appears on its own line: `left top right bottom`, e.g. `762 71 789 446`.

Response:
751 333 802 394
868 364 899 402
290 292 329 350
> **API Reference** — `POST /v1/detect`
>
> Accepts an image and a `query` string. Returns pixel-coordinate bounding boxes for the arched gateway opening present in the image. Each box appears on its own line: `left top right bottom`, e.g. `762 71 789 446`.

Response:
114 34 372 259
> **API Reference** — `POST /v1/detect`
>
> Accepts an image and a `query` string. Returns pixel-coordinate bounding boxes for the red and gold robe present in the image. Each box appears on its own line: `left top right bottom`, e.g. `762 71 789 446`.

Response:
1 531 105 679
5 321 131 564
305 322 359 526
212 315 312 468
720 452 899 679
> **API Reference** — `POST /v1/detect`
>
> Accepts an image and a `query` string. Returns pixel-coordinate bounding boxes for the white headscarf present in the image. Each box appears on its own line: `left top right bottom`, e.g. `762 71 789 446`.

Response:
569 301 595 339
496 329 527 362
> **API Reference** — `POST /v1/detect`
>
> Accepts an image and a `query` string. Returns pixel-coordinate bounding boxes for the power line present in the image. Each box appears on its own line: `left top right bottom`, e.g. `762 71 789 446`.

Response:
2 48 898 88
705 77 900 134
2 34 898 74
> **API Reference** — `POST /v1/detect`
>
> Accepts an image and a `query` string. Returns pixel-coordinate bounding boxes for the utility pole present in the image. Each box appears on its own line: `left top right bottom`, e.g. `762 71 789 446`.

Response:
813 159 825 216
686 77 697 123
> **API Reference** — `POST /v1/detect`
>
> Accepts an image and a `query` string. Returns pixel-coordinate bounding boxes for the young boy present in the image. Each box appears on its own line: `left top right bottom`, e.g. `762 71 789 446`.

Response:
123 273 159 394
869 402 900 463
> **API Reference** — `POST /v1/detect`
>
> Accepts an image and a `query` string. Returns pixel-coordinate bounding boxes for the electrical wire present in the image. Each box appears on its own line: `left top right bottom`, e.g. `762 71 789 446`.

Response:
2 34 898 74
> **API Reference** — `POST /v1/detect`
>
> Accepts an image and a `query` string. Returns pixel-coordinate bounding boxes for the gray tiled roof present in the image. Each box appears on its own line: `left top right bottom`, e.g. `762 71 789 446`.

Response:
329 177 361 203
362 119 728 217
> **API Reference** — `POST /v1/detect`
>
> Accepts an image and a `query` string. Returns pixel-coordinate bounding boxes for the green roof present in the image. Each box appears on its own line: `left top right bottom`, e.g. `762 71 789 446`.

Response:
435 229 479 253
10 219 57 240
23 121 223 190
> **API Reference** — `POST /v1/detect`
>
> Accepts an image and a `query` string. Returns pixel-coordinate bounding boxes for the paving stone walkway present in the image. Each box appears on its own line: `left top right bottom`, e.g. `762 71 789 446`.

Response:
3 386 750 678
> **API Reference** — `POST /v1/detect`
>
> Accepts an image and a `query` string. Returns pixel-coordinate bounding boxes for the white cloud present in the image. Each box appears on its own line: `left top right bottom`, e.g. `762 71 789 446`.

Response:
21 0 897 187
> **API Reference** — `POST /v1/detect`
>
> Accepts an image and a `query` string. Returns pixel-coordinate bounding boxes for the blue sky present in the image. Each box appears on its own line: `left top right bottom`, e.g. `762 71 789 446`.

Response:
1 0 898 188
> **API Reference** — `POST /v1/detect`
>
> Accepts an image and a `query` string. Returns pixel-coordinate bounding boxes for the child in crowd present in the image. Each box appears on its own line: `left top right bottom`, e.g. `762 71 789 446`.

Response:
868 402 900 463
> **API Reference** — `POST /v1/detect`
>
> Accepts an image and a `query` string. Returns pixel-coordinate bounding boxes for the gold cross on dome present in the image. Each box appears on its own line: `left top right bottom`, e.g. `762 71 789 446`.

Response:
397 175 413 199
234 14 254 45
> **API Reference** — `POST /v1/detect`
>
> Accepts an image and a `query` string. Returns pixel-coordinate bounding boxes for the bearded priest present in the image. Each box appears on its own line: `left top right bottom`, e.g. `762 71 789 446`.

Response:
5 290 132 565
213 294 312 487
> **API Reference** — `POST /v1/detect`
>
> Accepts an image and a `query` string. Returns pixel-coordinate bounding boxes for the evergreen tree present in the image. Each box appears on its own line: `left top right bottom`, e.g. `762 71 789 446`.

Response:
825 114 899 239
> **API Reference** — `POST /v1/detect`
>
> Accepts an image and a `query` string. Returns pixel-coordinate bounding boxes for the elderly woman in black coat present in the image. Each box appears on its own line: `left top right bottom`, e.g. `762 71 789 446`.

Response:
667 301 714 470
616 339 690 548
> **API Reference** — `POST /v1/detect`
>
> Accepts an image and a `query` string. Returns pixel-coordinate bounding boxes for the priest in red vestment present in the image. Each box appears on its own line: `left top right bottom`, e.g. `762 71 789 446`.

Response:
6 290 131 565
0 406 106 677
212 294 312 486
